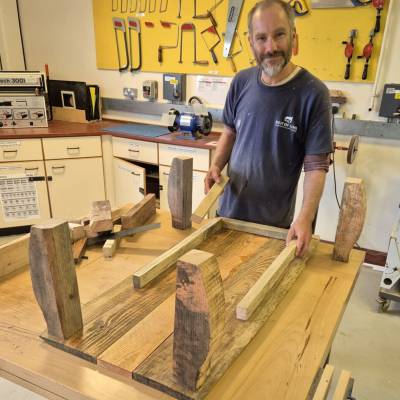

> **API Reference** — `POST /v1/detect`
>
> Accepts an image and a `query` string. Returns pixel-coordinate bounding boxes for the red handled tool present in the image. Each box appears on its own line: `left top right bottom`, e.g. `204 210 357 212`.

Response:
342 29 357 80
127 17 142 72
179 23 208 65
373 0 384 33
112 17 129 71
200 25 221 64
158 21 179 63
358 30 375 80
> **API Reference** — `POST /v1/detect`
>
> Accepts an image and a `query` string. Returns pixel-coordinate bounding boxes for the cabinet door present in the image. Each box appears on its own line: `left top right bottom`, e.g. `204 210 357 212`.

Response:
0 161 50 228
46 157 105 219
113 157 145 207
159 165 206 213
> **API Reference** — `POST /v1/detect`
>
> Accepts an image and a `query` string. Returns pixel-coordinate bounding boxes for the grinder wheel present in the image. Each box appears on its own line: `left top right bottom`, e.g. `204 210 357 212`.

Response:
347 135 359 164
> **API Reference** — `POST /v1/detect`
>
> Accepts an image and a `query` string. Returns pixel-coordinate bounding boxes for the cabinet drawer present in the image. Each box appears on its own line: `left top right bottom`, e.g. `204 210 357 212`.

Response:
0 139 42 162
112 137 158 164
42 136 102 159
158 144 209 171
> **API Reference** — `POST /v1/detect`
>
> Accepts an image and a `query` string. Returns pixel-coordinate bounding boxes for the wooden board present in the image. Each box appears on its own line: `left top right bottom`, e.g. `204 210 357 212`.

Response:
0 233 29 279
168 157 193 230
133 239 318 400
121 194 156 230
0 209 365 400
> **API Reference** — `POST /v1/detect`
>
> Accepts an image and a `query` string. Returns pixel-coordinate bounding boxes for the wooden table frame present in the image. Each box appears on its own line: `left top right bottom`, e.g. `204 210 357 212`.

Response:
0 211 364 400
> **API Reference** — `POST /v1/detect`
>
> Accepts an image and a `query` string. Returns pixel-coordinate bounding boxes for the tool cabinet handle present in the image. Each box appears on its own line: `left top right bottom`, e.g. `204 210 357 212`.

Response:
67 146 80 152
25 167 39 173
162 172 169 176
52 165 66 170
131 172 141 176
3 149 18 154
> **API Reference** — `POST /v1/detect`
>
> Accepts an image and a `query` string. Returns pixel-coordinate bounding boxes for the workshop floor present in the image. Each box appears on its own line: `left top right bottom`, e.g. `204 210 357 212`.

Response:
0 264 398 399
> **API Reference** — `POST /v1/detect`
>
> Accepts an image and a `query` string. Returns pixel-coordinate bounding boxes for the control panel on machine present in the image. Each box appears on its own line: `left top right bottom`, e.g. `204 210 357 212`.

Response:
0 71 48 128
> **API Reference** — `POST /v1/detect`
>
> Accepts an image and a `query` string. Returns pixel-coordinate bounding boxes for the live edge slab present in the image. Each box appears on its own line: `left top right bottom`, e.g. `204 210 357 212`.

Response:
0 211 364 400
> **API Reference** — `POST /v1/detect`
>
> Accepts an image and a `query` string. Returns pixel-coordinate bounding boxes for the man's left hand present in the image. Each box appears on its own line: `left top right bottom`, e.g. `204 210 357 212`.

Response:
286 217 313 258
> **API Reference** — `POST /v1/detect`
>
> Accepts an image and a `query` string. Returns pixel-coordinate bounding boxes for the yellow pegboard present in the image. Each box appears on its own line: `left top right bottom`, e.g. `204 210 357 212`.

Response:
93 0 389 82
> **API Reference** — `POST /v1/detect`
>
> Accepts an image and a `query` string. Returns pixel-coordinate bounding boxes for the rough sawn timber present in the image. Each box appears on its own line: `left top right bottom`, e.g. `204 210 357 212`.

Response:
168 156 193 230
133 238 319 400
173 250 225 391
333 177 366 262
29 220 83 340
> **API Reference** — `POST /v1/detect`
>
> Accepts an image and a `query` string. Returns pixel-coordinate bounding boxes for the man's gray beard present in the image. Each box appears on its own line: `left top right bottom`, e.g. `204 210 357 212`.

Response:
261 58 286 78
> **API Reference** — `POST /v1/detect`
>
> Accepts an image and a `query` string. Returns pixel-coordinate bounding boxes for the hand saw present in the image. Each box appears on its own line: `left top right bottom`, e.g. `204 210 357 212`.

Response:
311 0 370 7
223 0 244 58
87 223 161 245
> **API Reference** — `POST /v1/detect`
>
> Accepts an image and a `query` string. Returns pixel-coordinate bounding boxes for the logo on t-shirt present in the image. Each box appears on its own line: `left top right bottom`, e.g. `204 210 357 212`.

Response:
275 116 298 133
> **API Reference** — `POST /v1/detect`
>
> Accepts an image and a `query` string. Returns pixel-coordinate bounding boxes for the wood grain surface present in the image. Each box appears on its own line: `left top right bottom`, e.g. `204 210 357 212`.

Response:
168 157 193 230
0 209 364 400
173 250 225 391
121 194 156 230
333 178 366 262
29 220 83 340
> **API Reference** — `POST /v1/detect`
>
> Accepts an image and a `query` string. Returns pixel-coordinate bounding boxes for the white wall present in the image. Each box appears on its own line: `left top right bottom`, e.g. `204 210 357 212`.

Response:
0 0 25 70
17 0 400 251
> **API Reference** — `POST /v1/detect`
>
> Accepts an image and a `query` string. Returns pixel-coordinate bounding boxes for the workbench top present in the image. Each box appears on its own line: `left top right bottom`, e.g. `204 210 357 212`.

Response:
0 211 364 400
0 120 220 150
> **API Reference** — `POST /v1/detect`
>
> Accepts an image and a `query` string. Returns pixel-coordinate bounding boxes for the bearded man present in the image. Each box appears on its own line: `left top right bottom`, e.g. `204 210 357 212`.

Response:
204 0 333 257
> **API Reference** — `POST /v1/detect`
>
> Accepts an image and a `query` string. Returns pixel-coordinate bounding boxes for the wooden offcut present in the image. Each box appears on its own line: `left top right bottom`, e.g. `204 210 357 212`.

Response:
68 222 85 243
89 200 113 233
236 240 298 321
72 237 87 264
191 175 229 224
121 194 156 230
333 178 366 262
29 220 83 340
0 234 29 279
312 364 335 400
102 224 122 259
168 157 193 230
173 250 225 391
332 370 354 400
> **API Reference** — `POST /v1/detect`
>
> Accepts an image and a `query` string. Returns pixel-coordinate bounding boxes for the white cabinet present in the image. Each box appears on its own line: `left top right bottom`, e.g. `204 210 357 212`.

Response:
158 143 210 171
113 157 145 206
46 157 105 219
0 161 51 228
42 136 105 219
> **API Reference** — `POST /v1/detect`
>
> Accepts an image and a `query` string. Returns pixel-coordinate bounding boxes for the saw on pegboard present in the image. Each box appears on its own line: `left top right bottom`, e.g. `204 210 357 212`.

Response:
92 0 389 82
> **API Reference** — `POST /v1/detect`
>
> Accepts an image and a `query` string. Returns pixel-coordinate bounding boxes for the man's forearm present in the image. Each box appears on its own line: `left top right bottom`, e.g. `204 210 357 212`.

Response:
298 170 326 225
211 126 236 170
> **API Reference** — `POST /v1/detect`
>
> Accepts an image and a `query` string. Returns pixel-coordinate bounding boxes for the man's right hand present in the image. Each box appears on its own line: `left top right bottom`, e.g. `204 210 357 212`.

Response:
204 165 221 194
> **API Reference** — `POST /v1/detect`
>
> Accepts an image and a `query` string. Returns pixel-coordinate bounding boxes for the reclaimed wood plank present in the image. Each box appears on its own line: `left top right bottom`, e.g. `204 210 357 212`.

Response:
333 178 366 262
29 220 83 340
97 229 271 377
168 157 193 230
222 218 288 240
133 238 314 400
121 194 156 230
332 370 354 400
173 250 225 391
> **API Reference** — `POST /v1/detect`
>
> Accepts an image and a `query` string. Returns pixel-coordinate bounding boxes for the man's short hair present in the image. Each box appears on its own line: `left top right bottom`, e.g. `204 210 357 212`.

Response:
248 0 295 34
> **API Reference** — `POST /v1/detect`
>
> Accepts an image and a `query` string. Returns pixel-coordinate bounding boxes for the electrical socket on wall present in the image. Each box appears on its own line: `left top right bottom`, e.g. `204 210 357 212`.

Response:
123 87 137 100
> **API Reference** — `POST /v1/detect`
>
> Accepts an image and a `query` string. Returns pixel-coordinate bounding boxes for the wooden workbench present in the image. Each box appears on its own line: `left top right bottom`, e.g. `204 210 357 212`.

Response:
0 211 364 400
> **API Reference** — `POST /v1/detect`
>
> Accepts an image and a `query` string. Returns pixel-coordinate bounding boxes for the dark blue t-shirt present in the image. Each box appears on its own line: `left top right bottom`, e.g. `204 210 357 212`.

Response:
219 66 333 228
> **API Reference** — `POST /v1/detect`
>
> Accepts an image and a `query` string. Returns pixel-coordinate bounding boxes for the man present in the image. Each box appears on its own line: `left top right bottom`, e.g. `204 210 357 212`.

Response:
204 0 333 257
